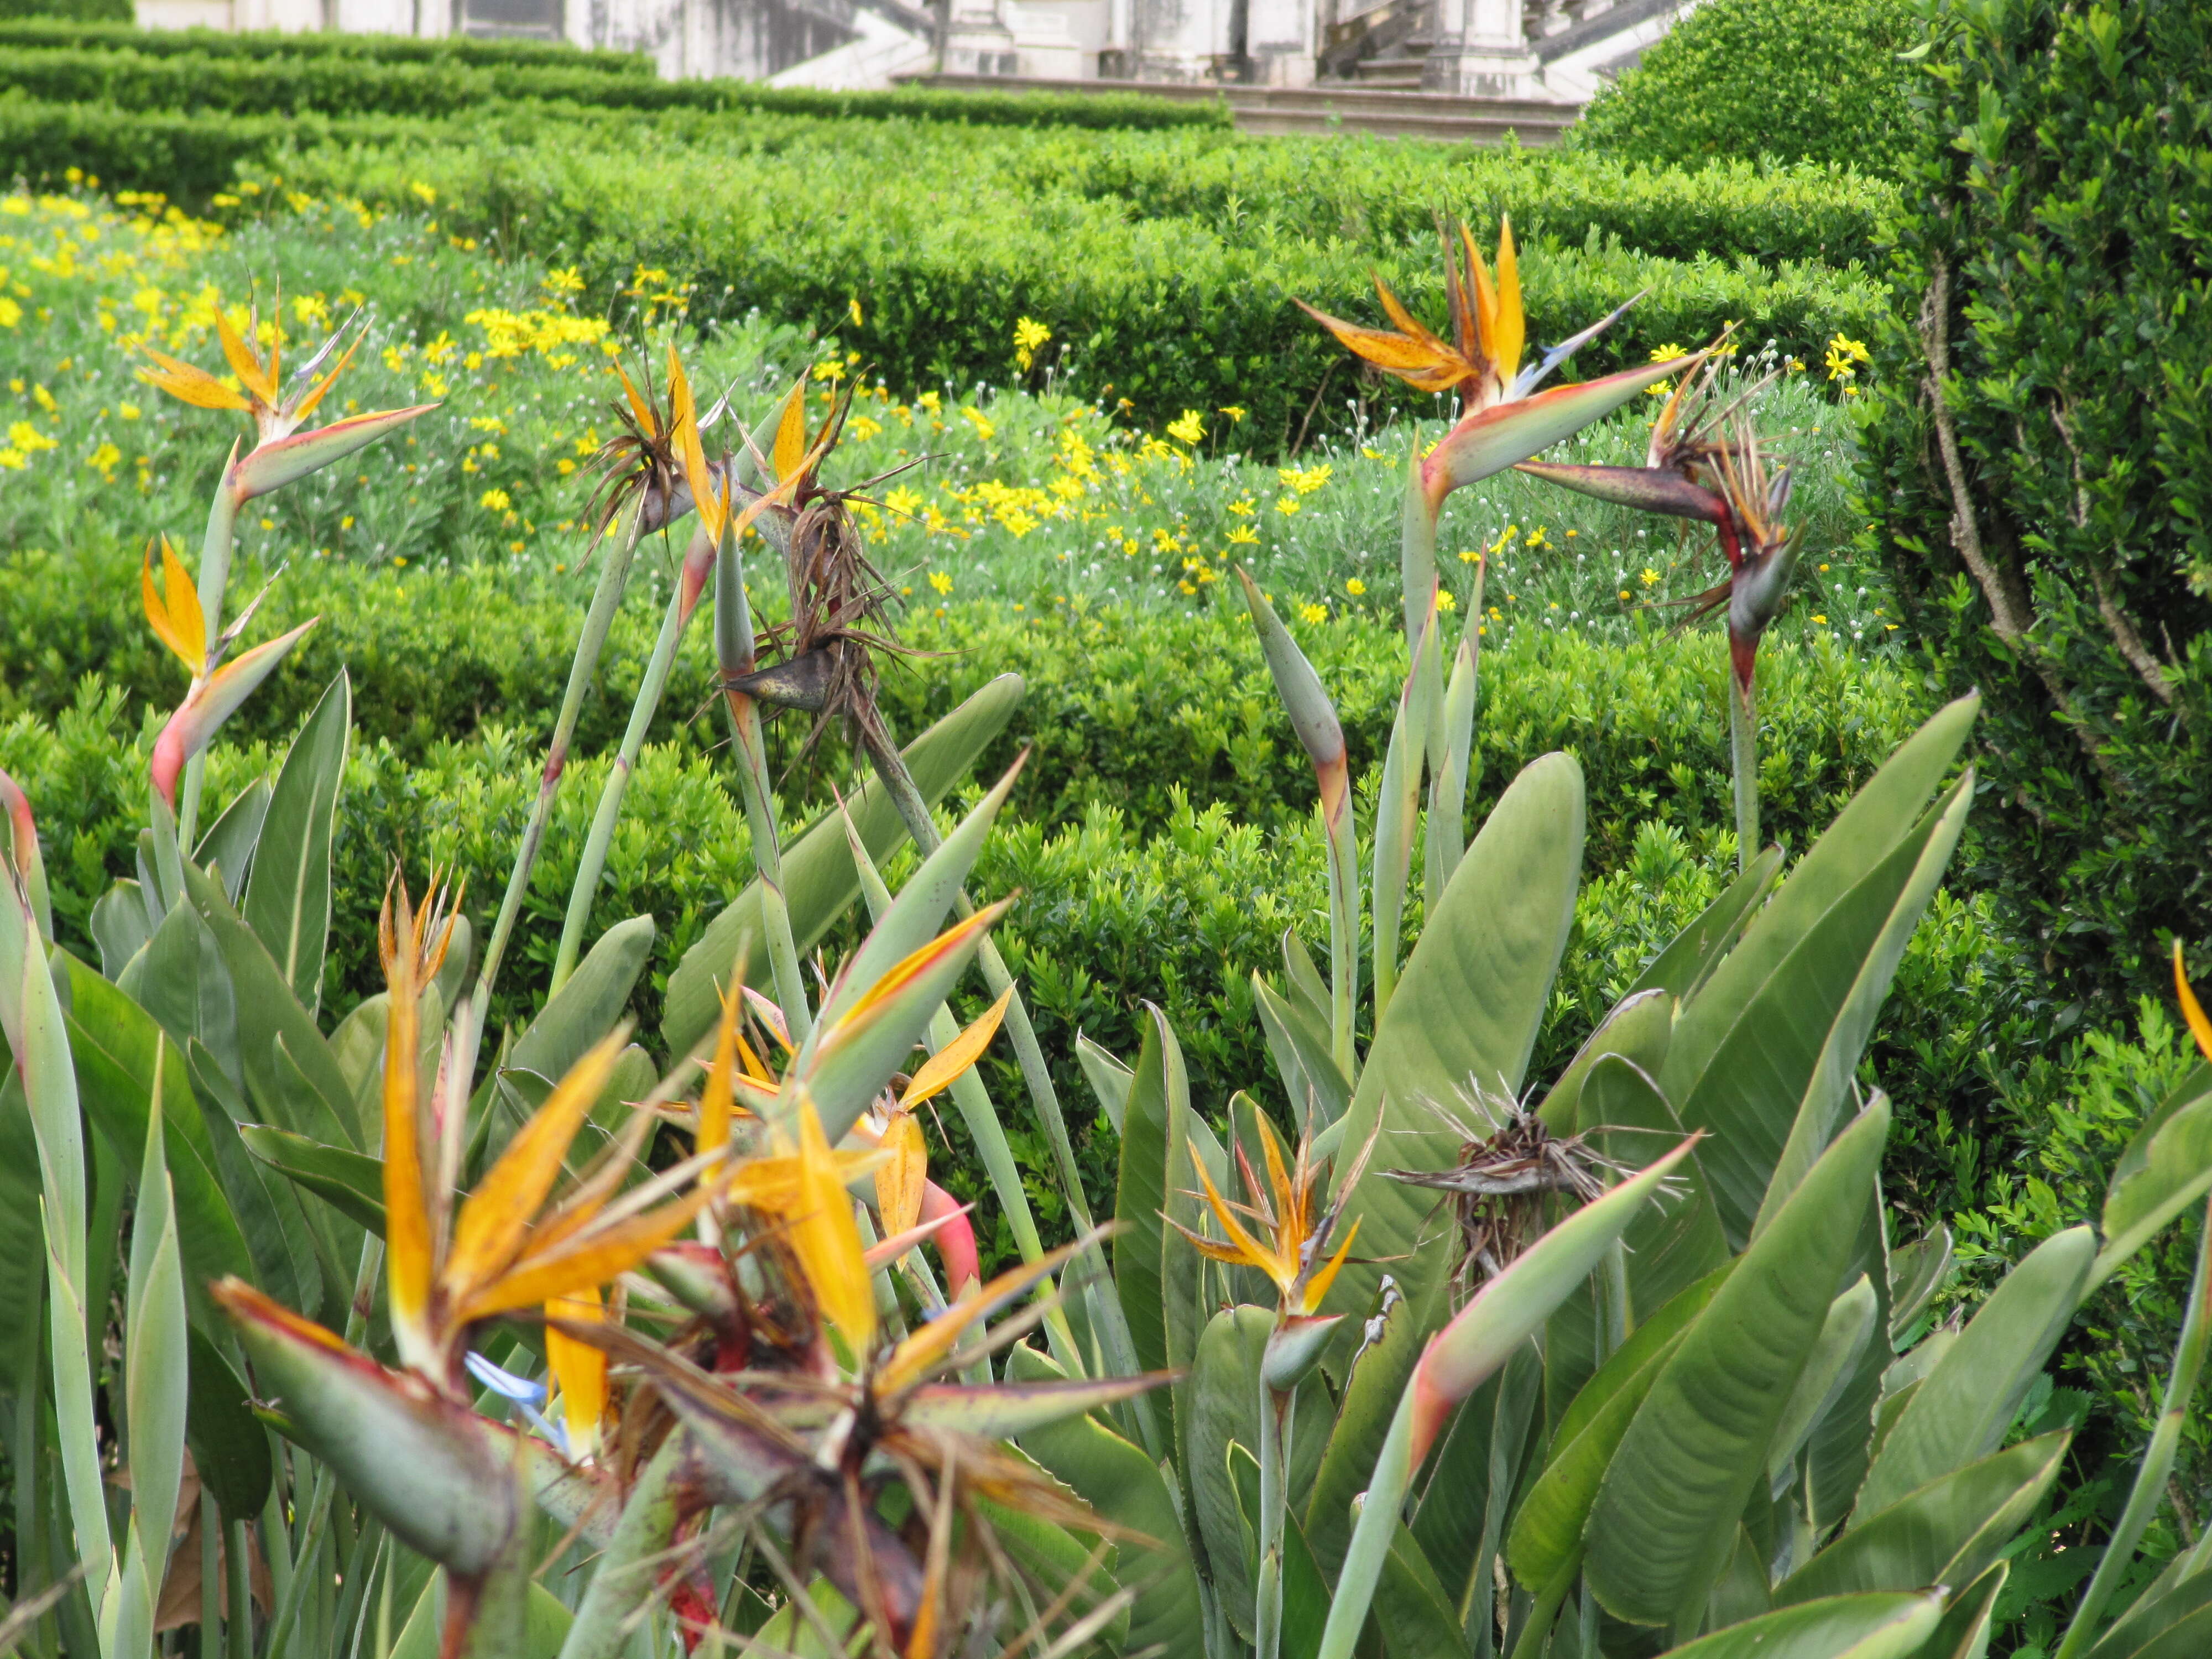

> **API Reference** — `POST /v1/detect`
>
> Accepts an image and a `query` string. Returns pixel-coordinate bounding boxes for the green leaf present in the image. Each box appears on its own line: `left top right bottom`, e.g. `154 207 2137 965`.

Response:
1628 846 1782 1005
662 674 1024 1057
123 1100 190 1628
184 1327 271 1521
129 898 238 1091
0 1070 46 1385
985 1504 1129 1657
1114 1010 1180 1377
1281 1509 1331 1659
1774 1432 2067 1606
1754 778 1972 1236
1330 752 1585 1327
239 1124 388 1235
1411 1343 1542 1627
1586 1099 1890 1629
1009 1343 1207 1659
2096 1083 2212 1290
2125 1605 2212 1659
1305 1271 1446 1578
510 914 653 1086
1507 1266 1728 1590
195 775 272 906
1656 1592 1944 1659
182 860 358 1150
1887 1227 1954 1343
1853 1227 2092 1519
243 671 349 1018
187 1038 325 1320
1661 696 1975 1245
1768 1274 1879 1484
1537 985 1673 1133
59 953 257 1342
1254 975 1350 1134
1076 1033 1133 1136
1187 1306 1331 1638
1917 1563 2007 1659
392 1573 573 1659
1579 1055 1729 1319
91 878 156 979
1374 1521 1470 1659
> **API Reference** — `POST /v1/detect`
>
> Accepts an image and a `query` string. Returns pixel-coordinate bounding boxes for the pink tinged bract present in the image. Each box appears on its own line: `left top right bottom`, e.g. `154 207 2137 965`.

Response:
1421 356 1701 512
150 618 319 806
228 404 437 502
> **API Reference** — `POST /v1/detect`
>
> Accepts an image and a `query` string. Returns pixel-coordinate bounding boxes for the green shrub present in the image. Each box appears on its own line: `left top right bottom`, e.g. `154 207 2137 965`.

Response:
1858 0 2212 1014
0 16 648 72
1575 0 1921 175
0 0 127 22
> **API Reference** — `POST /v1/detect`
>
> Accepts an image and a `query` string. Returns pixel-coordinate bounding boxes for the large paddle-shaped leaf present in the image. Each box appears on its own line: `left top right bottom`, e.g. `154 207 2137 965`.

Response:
243 671 349 1017
662 674 1023 1056
1853 1226 2093 1519
1775 1432 2068 1606
1587 1099 1890 1630
1661 696 1975 1245
1656 1593 1945 1659
2095 1063 2212 1290
1009 1343 1206 1659
1326 752 1585 1326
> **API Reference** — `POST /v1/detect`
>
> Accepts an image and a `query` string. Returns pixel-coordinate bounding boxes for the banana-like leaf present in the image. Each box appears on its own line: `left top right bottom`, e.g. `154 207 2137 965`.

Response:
1654 1592 1945 1659
196 775 272 905
1281 1510 1332 1659
1775 1432 2068 1606
1188 1306 1331 1638
1508 1265 1729 1590
183 861 358 1149
1587 1100 1890 1629
1661 698 1976 1244
985 1503 1131 1659
1373 1520 1468 1659
91 878 157 978
1425 625 1479 905
512 914 654 1086
60 952 257 1341
1625 847 1781 1008
118 1099 190 1655
1853 1227 2093 1519
1113 1008 1188 1380
1076 1032 1133 1136
242 671 349 1017
2084 1550 2212 1658
1009 1343 1207 1659
1766 1274 1878 1485
1304 1272 1444 1577
390 1573 574 1659
152 619 319 805
1887 1228 1955 1342
230 404 435 499
1254 975 1351 1134
129 899 237 1089
0 1071 43 1385
1578 1055 1729 1319
184 1326 271 1520
2119 1605 2212 1659
1371 607 1437 1023
1755 777 1971 1235
1537 986 1673 1133
1410 1343 1542 1630
812 759 1022 1042
1328 752 1585 1329
1316 1134 1696 1659
897 1375 1169 1439
217 1279 522 1574
187 1038 326 1320
2096 1071 2212 1290
663 674 1024 1057
1281 928 1332 1034
239 1123 387 1234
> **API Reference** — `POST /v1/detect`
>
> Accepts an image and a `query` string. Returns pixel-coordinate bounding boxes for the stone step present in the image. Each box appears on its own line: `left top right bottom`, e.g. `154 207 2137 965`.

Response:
1352 56 1423 85
906 71 1579 142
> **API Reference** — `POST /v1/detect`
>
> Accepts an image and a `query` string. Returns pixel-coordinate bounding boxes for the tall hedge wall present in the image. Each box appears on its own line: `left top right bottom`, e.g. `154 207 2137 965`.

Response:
1859 0 2212 1013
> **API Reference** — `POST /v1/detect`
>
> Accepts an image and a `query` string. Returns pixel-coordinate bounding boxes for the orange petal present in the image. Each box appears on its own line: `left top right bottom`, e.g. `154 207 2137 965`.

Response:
1300 1217 1360 1313
140 536 206 673
138 351 252 414
214 306 276 406
832 904 1011 1042
771 377 808 484
290 332 363 426
618 363 658 441
900 987 1013 1110
2179 942 2212 1065
788 1097 875 1353
546 1287 607 1457
877 1234 1091 1396
460 1189 717 1321
876 1111 927 1238
446 1032 627 1301
380 884 436 1365
698 982 740 1154
1491 217 1524 387
1186 1136 1288 1286
1461 223 1500 372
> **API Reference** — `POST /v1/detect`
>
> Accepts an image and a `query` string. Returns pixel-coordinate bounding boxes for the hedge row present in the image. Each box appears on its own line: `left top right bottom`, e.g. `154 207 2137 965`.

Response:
0 38 1227 131
0 17 655 71
1 605 2018 1251
267 128 1883 443
0 43 1890 267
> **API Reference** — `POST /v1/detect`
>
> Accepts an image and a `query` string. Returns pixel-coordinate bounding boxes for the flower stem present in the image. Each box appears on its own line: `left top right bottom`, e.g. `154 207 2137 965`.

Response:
551 576 691 996
1256 1385 1291 1659
1729 669 1759 874
177 468 241 848
467 505 644 1048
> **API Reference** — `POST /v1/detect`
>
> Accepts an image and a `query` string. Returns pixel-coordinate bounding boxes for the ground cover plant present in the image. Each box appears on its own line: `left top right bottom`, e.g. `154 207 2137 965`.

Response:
3 173 2211 1659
